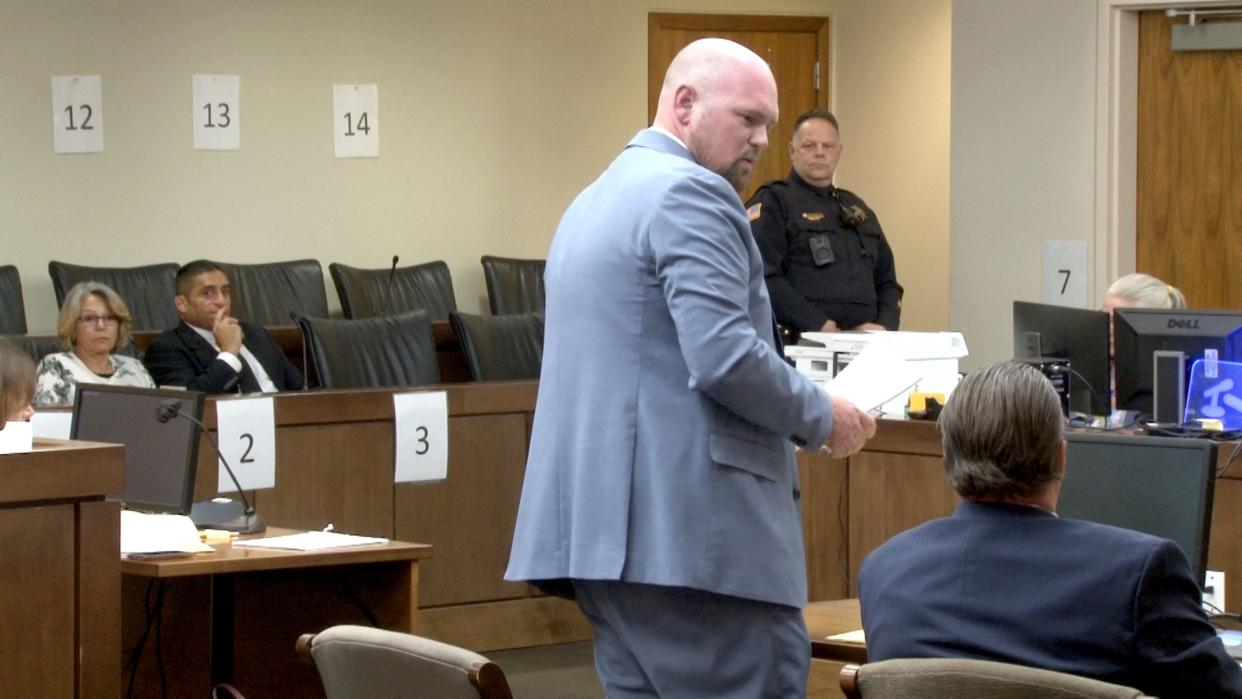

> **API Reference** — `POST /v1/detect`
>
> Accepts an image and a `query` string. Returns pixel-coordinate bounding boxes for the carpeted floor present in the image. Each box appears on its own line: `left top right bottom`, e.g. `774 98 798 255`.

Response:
488 641 604 699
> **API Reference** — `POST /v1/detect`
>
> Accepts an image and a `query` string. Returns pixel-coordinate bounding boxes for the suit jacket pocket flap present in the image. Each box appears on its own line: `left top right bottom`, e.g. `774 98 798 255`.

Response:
709 431 782 482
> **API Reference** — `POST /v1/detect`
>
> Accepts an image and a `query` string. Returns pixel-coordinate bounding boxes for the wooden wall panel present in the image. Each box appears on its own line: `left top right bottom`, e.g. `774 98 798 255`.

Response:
1137 11 1242 307
799 450 850 601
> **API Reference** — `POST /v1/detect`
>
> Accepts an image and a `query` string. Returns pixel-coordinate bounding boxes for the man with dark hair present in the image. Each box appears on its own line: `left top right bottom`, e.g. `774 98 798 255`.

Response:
747 107 902 335
143 260 303 394
859 361 1242 697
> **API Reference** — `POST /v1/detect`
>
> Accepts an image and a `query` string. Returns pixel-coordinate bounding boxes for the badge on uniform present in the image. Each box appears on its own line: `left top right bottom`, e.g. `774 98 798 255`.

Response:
801 212 825 222
747 203 762 221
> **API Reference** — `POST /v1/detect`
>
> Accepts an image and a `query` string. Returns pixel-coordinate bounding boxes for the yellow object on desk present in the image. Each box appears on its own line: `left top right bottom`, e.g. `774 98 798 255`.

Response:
199 529 234 544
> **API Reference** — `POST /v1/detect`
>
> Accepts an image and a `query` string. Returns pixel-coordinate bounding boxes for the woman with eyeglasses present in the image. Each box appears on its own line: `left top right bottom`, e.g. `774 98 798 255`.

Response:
33 281 154 407
0 338 35 425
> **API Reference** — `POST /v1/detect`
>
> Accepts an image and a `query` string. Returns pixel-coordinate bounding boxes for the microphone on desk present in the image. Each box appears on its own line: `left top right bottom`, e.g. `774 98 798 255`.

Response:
289 310 311 390
157 399 266 534
379 254 399 317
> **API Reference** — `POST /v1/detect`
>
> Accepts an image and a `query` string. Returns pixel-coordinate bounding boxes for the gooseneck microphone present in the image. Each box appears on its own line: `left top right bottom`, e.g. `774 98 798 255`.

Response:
157 399 266 534
379 254 400 317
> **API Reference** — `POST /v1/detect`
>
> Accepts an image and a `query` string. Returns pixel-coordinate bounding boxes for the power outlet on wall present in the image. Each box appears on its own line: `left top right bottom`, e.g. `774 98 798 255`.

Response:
1204 570 1226 613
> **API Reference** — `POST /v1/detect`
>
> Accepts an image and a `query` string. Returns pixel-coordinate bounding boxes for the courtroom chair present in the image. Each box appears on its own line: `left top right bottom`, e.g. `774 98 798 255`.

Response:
3 334 63 363
296 311 440 389
330 260 457 321
297 626 514 699
48 260 179 331
839 659 1152 699
212 259 329 327
480 255 545 315
448 311 543 382
0 265 27 334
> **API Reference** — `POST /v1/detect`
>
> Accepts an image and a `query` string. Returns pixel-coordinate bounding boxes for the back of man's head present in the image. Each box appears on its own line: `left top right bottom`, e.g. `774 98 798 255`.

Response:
939 361 1064 500
175 259 225 297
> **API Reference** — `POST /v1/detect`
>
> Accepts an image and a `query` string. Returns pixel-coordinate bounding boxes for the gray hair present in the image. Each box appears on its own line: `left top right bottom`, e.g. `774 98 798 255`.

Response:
1106 273 1186 309
939 361 1064 499
56 281 134 351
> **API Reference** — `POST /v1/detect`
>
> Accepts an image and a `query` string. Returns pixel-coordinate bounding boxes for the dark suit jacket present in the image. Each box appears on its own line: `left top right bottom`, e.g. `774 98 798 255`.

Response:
859 500 1242 698
143 320 303 394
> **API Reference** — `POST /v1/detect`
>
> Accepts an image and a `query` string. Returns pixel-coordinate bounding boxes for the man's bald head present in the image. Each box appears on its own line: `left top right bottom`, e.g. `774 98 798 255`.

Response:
653 38 778 193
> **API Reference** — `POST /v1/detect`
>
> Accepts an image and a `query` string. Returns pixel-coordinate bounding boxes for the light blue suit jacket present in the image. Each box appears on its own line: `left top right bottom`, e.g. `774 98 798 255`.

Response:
505 130 833 608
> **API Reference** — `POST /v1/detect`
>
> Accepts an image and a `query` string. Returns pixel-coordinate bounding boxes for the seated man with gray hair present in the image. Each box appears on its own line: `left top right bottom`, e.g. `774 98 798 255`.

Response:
859 361 1242 697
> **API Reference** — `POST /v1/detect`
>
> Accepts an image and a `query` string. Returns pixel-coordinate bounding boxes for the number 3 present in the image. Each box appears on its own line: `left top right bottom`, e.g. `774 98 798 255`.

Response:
415 426 429 455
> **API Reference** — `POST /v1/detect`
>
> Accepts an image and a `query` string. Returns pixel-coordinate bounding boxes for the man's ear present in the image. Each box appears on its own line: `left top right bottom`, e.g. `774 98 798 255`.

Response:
673 84 696 125
1056 440 1067 476
173 295 189 314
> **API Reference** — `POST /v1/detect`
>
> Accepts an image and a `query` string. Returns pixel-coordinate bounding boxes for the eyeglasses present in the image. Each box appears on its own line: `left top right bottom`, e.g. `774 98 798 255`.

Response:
78 314 119 327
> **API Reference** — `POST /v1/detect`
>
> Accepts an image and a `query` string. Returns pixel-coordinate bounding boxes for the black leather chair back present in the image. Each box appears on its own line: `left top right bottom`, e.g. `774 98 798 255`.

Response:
297 311 440 389
449 311 544 382
213 259 329 327
330 261 457 321
480 256 545 316
0 266 27 334
4 334 64 363
48 261 179 331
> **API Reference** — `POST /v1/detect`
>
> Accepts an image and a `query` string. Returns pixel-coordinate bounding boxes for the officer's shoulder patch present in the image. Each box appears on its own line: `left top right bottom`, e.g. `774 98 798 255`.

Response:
746 202 762 222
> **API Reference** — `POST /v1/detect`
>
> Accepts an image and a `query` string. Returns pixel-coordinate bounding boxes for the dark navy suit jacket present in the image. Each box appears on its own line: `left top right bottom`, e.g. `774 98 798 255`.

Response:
143 320 303 395
859 500 1242 698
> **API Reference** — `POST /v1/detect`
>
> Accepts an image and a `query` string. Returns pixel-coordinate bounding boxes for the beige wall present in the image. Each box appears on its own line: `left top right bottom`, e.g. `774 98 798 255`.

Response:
834 0 951 331
1 0 951 338
949 0 1100 369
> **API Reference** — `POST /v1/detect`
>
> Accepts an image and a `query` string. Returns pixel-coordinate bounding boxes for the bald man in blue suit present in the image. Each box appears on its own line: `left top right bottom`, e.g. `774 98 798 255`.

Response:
505 38 876 698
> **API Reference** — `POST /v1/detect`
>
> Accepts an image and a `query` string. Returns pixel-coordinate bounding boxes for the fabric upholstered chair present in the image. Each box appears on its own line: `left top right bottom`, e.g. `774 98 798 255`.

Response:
296 311 440 389
212 259 329 327
48 260 180 331
296 625 514 699
480 256 545 316
448 311 543 382
329 261 457 321
0 265 27 334
839 659 1153 699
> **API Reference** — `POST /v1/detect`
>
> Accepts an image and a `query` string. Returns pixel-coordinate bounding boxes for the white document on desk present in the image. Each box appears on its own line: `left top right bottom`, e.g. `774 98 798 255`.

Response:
0 421 33 454
120 510 213 554
823 344 921 412
232 530 388 551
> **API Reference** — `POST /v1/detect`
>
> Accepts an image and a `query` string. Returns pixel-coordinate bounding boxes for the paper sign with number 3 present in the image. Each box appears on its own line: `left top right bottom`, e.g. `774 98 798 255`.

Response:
394 391 448 483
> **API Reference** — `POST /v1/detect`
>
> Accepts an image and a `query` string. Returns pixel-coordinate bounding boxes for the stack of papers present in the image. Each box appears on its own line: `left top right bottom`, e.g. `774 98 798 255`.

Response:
233 530 388 551
121 510 214 554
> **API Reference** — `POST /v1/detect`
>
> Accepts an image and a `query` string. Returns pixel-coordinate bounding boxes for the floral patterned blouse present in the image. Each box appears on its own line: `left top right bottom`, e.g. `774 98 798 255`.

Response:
33 351 156 408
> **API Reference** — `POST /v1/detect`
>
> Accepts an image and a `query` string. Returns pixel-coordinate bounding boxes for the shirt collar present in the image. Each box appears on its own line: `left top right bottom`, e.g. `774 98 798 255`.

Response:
650 125 688 150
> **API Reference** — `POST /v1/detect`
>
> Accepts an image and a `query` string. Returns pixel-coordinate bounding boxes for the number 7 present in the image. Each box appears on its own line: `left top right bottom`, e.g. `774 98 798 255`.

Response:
1058 269 1071 295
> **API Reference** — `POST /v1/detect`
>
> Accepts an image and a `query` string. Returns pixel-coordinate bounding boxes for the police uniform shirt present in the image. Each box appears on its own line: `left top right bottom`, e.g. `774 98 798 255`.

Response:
747 170 903 333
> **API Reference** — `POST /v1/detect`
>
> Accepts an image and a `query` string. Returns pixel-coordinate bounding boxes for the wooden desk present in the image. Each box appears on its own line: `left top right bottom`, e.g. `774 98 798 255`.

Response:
804 599 864 699
122 528 431 699
0 439 123 698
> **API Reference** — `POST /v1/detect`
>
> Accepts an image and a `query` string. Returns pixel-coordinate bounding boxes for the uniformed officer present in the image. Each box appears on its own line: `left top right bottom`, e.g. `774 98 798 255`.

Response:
748 108 903 336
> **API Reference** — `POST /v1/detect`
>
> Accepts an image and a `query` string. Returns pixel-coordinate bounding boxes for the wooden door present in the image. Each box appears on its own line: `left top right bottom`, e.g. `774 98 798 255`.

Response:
648 13 830 202
1137 11 1242 308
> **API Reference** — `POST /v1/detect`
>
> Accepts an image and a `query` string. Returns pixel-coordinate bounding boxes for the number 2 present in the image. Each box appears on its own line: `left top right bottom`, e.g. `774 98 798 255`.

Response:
239 433 255 463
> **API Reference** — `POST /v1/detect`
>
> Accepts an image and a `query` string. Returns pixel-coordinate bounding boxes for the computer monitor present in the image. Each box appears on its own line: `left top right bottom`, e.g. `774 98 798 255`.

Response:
1060 432 1216 585
70 384 204 515
1012 301 1111 414
1113 308 1242 415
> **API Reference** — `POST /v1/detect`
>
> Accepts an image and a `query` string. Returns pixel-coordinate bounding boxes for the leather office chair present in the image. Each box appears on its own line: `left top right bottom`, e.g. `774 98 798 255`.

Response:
0 265 27 334
448 311 543 382
839 659 1153 699
212 259 329 327
329 261 457 321
3 334 63 363
296 311 440 389
480 256 545 316
297 625 514 699
48 260 180 331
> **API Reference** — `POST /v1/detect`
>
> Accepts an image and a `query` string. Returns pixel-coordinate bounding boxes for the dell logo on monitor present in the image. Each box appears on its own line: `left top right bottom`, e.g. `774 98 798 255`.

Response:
1168 318 1200 330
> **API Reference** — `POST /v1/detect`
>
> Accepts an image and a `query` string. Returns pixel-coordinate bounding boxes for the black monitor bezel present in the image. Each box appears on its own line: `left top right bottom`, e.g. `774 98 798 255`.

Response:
70 383 204 515
1113 307 1242 415
1011 301 1111 414
1062 431 1216 586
